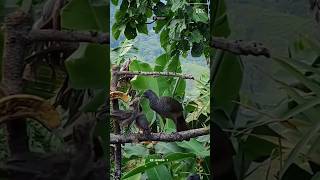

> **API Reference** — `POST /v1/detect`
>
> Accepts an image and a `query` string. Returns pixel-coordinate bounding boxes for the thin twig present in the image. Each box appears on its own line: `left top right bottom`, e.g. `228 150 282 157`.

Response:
110 127 209 143
28 29 110 44
115 71 195 80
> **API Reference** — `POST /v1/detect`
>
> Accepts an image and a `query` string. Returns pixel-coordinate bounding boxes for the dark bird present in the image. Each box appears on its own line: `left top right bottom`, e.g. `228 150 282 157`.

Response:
212 123 237 180
187 174 200 180
143 89 188 132
110 97 151 135
110 97 140 128
135 113 151 135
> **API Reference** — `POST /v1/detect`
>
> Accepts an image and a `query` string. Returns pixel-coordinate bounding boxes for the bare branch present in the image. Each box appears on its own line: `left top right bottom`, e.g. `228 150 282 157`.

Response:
115 71 195 80
28 29 110 44
110 127 209 144
210 37 271 58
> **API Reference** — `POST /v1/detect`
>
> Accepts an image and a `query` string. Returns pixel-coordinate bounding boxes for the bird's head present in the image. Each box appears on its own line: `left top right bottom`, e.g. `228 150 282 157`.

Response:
143 89 157 99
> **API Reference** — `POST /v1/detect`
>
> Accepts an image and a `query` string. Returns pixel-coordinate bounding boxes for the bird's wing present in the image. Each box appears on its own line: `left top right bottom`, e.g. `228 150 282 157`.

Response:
160 97 183 113
110 110 131 120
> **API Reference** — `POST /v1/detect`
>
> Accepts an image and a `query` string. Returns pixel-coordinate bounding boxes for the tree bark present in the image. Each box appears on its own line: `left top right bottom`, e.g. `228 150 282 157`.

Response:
2 10 32 155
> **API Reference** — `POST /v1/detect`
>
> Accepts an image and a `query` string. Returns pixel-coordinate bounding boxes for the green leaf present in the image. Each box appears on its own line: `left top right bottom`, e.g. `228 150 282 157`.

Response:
122 153 195 179
210 0 230 37
176 139 209 158
154 19 169 33
153 1 166 16
146 165 172 180
191 43 203 57
61 0 100 31
273 56 320 95
154 53 169 72
129 60 159 95
65 43 108 89
160 29 170 50
212 52 243 115
92 4 109 32
136 23 148 35
191 30 202 43
171 0 185 11
111 0 119 5
192 8 208 23
155 142 183 154
168 19 186 40
112 23 123 40
124 24 137 39
279 104 320 179
124 144 149 158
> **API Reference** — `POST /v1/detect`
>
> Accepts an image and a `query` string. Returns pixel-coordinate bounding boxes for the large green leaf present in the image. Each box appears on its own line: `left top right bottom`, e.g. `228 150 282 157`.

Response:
129 60 159 94
176 139 210 158
155 142 183 154
123 144 149 158
122 153 195 179
92 4 109 32
146 165 172 180
171 0 185 11
65 43 108 89
212 52 243 115
192 8 209 23
61 0 105 31
124 24 137 40
273 56 320 95
210 0 230 37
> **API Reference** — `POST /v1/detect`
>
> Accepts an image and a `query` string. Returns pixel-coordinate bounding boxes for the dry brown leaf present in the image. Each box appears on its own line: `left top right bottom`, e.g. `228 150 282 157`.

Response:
0 94 60 130
110 91 130 102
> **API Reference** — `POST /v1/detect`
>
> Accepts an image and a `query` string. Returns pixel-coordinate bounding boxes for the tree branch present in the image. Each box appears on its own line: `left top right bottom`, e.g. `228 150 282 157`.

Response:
28 29 110 44
110 127 209 144
2 9 32 157
210 37 271 58
111 66 122 180
115 71 195 80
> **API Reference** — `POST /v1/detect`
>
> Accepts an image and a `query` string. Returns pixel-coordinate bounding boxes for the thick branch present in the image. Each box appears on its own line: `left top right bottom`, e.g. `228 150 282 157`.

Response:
28 29 110 44
2 10 32 156
111 66 122 180
115 71 195 80
210 37 271 58
110 127 209 144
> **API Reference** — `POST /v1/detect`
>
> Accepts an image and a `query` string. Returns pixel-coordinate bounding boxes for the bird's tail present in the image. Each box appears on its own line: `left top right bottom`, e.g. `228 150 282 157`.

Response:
176 115 189 132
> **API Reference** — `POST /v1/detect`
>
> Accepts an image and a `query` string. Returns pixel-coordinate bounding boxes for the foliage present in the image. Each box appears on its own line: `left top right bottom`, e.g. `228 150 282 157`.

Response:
111 0 210 179
211 1 320 179
112 0 210 58
0 0 109 161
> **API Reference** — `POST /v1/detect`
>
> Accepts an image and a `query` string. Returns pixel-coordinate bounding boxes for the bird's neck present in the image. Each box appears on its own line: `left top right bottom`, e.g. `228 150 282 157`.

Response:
148 93 159 107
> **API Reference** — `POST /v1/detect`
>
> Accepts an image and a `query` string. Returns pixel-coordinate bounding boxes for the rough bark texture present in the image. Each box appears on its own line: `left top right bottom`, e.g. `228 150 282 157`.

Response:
110 127 209 143
2 10 32 156
111 66 122 180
